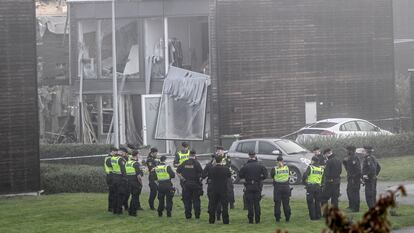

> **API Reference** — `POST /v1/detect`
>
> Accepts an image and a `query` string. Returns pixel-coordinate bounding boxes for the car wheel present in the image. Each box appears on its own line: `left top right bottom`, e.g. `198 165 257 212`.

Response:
230 165 240 184
288 167 301 185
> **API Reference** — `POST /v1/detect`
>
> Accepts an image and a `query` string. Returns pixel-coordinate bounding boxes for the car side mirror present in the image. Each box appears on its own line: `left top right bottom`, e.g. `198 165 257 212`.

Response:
272 150 281 155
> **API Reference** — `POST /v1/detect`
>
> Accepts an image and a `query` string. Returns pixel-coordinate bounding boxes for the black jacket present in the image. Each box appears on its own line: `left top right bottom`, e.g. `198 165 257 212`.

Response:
362 155 381 179
343 153 361 179
323 154 342 184
208 164 231 194
239 159 268 191
177 158 203 184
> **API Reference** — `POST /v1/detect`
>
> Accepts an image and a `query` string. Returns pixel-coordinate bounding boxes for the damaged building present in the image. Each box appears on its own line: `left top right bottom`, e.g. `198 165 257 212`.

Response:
66 0 395 153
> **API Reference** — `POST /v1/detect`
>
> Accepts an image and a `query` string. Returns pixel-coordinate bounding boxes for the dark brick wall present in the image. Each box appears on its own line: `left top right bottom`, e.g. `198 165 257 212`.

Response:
211 0 395 139
0 0 40 194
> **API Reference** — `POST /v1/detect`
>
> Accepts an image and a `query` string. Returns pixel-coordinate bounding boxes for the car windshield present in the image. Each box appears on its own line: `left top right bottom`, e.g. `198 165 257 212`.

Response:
275 140 309 155
309 122 338 128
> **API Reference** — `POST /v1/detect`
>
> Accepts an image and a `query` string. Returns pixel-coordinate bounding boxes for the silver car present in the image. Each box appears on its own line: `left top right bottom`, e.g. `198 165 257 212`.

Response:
227 138 314 184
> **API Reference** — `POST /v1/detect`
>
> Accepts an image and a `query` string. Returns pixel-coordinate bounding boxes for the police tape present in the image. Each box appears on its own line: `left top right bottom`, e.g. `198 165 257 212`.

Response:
40 153 212 161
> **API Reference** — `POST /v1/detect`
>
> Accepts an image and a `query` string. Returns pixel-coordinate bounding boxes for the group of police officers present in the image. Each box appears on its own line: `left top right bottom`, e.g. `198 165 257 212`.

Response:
104 142 381 224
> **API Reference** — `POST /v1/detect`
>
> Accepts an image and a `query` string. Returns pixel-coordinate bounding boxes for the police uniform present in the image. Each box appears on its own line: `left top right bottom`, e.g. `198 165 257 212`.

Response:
177 157 203 219
146 154 159 210
239 158 268 224
220 153 235 209
152 162 176 217
110 155 127 214
303 164 323 220
202 158 223 221
343 149 361 212
362 149 381 209
271 164 291 222
125 158 143 216
104 154 115 212
174 149 190 166
207 162 232 224
321 153 342 208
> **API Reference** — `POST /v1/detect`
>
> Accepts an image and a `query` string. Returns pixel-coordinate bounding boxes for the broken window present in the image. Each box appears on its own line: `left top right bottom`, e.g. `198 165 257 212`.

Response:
101 95 114 134
155 67 209 141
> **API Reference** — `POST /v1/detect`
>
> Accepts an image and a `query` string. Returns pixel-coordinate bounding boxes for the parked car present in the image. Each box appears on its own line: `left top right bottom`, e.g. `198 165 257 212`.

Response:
228 138 313 184
294 118 393 143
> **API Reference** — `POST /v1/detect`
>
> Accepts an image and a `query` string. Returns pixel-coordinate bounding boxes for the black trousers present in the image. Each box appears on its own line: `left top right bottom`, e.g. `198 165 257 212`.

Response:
274 184 291 221
148 181 158 209
208 192 229 224
127 178 142 215
182 182 202 219
158 185 174 214
112 175 128 214
227 179 235 205
347 177 361 212
106 174 115 211
322 182 340 208
365 178 377 209
207 187 222 219
306 184 321 220
245 190 261 223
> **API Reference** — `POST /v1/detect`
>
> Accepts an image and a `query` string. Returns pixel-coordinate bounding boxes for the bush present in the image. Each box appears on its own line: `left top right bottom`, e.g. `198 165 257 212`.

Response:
40 144 112 159
300 133 414 159
40 163 107 194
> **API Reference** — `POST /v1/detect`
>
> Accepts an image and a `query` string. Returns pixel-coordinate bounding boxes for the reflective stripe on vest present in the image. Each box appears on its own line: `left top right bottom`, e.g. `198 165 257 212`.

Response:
308 165 323 185
273 165 289 183
111 156 122 174
155 165 170 181
104 156 113 174
178 150 190 165
125 160 137 176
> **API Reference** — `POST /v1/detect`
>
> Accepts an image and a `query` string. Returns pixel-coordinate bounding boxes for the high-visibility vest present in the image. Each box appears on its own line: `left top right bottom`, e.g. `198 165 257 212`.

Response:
104 156 113 174
307 165 323 185
155 165 170 181
178 150 190 165
111 156 122 174
125 160 137 176
273 165 289 183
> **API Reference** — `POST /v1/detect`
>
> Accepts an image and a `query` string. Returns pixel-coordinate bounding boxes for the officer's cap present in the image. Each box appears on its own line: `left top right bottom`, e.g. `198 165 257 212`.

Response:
119 147 128 153
216 146 224 150
132 150 139 156
323 148 332 154
277 156 284 162
346 145 356 152
182 142 189 148
190 150 196 156
126 143 136 149
248 151 256 156
160 155 167 162
110 146 118 152
150 147 158 153
312 147 320 151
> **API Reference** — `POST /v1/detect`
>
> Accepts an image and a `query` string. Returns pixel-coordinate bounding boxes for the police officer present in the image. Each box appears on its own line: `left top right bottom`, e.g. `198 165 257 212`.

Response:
362 146 381 209
271 156 291 222
239 151 267 224
110 148 127 214
312 147 327 167
145 147 160 210
174 142 190 167
104 147 118 212
152 155 176 217
303 156 323 220
343 145 361 212
216 146 235 209
207 155 231 224
321 148 342 209
177 150 203 219
120 148 131 212
202 153 223 221
125 150 144 216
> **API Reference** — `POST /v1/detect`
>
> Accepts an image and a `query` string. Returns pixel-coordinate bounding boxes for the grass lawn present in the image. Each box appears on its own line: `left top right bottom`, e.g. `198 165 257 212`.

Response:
1 194 413 233
377 156 414 181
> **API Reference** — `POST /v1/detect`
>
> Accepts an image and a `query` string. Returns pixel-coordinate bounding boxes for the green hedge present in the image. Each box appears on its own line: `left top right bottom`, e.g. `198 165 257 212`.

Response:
300 133 414 159
40 163 107 194
40 144 112 159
